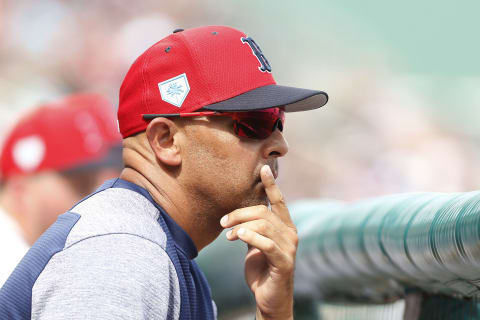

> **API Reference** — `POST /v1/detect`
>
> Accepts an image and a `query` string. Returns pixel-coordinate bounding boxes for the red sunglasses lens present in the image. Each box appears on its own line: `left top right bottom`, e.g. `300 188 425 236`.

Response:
233 108 285 139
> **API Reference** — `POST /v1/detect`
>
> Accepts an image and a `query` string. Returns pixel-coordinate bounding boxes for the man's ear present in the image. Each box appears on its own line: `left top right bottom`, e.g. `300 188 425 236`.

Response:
3 176 28 214
146 118 182 167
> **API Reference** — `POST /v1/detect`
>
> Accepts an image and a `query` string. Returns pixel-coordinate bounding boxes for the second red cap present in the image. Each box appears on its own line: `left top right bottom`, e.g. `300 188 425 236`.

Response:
0 94 122 180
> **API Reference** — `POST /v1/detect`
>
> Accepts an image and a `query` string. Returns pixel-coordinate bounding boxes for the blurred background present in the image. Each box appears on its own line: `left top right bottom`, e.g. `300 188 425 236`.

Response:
1 0 479 318
2 0 480 199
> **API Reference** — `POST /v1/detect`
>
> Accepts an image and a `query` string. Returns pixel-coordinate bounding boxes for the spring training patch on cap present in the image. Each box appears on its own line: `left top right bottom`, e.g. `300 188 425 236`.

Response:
158 73 190 107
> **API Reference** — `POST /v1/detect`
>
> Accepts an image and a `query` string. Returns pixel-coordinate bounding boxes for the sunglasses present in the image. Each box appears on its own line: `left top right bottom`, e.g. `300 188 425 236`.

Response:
143 107 285 140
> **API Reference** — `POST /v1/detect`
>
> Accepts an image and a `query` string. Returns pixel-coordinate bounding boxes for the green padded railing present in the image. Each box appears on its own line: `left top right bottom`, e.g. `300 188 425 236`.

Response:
198 192 480 318
293 192 480 303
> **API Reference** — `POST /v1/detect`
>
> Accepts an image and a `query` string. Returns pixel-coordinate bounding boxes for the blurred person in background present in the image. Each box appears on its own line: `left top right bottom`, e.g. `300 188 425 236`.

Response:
0 93 123 286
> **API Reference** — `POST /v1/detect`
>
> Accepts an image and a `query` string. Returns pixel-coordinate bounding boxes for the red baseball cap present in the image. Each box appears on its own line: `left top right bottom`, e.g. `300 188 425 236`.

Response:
0 93 122 180
118 25 328 138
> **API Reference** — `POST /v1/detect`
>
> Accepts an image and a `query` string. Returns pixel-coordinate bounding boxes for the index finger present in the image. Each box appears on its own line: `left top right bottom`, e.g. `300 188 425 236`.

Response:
260 165 294 226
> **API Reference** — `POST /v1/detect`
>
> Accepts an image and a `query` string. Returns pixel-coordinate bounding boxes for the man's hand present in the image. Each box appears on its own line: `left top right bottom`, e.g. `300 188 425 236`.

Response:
220 165 298 320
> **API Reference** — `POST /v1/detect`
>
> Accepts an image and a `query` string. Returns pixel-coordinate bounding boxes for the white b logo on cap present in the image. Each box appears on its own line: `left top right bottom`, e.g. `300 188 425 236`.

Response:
158 73 190 107
12 135 46 172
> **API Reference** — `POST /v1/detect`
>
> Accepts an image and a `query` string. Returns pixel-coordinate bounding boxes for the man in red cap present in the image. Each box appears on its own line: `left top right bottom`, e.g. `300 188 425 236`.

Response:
0 93 123 286
0 26 328 319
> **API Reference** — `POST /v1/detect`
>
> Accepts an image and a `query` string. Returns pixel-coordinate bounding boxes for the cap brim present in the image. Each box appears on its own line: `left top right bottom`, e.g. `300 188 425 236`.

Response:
203 84 328 112
61 144 124 174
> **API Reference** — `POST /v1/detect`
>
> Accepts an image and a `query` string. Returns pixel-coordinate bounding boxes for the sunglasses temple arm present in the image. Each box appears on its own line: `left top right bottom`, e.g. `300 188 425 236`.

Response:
142 111 220 120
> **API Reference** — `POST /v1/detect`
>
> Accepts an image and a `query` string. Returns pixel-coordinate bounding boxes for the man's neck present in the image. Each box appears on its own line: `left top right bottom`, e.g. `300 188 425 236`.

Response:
119 167 222 252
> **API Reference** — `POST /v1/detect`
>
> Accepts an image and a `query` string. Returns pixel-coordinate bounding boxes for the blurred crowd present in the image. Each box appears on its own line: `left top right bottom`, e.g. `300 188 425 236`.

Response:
281 71 480 202
0 0 209 133
2 0 479 204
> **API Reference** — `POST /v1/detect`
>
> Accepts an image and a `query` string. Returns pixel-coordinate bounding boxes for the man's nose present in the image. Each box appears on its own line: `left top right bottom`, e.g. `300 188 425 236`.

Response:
263 129 289 159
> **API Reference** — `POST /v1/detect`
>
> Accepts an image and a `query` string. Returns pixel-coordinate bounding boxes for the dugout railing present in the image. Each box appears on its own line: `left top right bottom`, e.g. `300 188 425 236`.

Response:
198 191 480 319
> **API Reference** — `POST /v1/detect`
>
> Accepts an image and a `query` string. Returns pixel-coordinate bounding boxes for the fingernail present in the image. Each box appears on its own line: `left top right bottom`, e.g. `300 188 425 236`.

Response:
237 228 246 236
263 165 273 177
220 215 228 227
226 229 232 238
